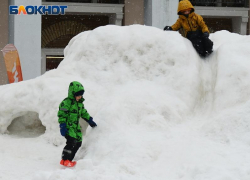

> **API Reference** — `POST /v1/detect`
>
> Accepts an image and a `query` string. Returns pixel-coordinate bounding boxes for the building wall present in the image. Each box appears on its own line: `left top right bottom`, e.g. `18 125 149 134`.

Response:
248 9 250 35
144 0 178 29
124 0 144 25
144 0 152 26
9 0 42 81
0 0 9 85
249 0 250 34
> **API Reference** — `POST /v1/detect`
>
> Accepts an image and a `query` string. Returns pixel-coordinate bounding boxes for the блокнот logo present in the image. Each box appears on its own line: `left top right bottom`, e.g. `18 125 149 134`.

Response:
9 5 68 15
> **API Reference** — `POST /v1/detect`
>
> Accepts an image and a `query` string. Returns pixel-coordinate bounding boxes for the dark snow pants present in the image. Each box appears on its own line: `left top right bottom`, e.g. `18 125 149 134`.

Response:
62 135 82 161
187 30 213 57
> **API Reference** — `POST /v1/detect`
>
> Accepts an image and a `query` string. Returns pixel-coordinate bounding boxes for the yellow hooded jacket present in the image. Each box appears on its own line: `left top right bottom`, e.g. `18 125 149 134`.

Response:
171 0 209 37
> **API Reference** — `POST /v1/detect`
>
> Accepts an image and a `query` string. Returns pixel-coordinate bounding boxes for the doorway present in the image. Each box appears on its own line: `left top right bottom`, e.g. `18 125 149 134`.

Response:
41 14 109 73
46 55 64 71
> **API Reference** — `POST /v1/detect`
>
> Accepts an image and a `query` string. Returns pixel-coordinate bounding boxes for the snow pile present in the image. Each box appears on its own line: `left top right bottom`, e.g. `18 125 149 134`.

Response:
1 25 250 180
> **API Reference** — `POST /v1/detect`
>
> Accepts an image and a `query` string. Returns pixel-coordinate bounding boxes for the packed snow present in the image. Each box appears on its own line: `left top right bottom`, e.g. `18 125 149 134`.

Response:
1 25 250 180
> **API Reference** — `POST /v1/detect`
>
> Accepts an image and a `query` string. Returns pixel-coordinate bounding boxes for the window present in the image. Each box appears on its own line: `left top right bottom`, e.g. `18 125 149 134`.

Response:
189 0 247 7
46 55 64 71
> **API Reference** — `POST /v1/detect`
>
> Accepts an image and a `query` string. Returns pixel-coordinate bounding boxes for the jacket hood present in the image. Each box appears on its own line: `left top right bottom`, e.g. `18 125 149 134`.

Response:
177 0 194 15
68 81 85 100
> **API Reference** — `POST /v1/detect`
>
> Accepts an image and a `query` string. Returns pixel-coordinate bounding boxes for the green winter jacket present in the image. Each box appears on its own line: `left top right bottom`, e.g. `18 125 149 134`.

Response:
58 81 91 142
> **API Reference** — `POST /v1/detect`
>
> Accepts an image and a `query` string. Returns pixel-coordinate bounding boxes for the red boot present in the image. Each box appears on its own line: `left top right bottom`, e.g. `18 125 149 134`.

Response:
63 160 77 167
60 159 64 165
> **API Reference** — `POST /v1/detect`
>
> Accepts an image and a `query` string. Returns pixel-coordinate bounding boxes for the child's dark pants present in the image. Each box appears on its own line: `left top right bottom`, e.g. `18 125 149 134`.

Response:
187 30 213 57
62 135 82 161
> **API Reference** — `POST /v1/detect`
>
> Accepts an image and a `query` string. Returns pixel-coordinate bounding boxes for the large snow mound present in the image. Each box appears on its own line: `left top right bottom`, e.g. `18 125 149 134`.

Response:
0 25 201 141
1 25 250 180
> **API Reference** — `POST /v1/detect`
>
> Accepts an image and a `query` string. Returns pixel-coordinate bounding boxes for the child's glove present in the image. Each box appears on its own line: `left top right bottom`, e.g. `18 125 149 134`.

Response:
164 26 172 31
203 32 209 38
59 123 68 136
88 117 97 128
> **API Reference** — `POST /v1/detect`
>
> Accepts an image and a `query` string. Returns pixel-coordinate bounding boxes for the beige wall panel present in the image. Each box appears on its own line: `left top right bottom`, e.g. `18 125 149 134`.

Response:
124 0 144 25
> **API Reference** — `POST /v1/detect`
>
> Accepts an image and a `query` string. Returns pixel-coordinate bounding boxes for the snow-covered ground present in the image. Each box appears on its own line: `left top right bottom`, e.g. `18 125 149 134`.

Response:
1 25 250 180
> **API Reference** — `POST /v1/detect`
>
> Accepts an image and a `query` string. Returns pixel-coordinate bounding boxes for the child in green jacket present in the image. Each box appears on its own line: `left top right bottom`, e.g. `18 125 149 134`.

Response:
58 81 97 167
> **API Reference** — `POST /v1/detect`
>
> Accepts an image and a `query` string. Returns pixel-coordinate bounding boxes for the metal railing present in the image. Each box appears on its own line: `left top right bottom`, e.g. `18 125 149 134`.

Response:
189 0 248 7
